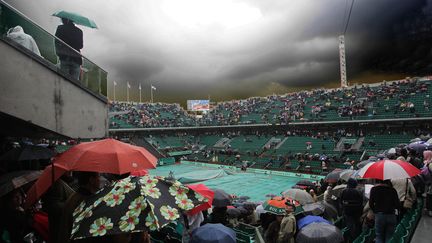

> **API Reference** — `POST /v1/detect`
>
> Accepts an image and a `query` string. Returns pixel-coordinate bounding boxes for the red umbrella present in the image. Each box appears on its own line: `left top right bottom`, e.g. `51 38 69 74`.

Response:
130 169 149 176
358 159 420 180
51 138 157 174
25 164 69 208
186 184 214 215
25 139 157 207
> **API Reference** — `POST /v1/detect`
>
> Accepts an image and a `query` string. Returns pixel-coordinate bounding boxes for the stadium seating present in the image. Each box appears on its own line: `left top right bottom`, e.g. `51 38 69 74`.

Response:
109 79 432 129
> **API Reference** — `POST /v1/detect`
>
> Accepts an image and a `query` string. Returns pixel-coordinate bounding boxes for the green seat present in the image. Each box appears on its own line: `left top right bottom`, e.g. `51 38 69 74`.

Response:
237 224 256 236
236 232 252 243
353 228 371 243
400 229 410 243
390 225 407 243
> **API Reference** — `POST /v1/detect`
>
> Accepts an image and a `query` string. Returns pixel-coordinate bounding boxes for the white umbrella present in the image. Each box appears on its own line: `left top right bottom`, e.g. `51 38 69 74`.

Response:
281 189 314 205
357 159 421 180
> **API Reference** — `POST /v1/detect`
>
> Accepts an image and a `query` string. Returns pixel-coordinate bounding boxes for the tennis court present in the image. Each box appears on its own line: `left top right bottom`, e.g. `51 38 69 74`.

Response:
150 162 318 202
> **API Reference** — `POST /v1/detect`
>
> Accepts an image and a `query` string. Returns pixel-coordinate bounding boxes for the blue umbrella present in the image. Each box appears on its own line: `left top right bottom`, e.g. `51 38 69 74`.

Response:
190 223 236 243
298 215 331 230
408 141 430 153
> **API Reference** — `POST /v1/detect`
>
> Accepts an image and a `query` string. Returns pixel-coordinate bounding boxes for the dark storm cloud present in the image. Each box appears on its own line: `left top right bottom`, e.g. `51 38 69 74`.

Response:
4 0 432 103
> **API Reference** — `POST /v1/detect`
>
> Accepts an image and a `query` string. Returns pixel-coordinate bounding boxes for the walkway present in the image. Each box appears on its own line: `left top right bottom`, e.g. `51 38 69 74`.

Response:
410 211 432 243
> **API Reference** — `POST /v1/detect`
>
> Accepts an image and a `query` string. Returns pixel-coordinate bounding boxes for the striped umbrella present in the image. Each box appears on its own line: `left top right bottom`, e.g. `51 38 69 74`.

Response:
357 159 420 180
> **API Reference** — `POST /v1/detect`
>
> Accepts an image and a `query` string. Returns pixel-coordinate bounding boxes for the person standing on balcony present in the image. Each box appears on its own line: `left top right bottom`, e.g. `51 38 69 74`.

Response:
55 18 83 80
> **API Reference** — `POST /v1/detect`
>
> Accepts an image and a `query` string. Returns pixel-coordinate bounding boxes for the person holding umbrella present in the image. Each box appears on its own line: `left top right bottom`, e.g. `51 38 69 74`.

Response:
277 199 296 243
55 17 83 80
56 172 102 243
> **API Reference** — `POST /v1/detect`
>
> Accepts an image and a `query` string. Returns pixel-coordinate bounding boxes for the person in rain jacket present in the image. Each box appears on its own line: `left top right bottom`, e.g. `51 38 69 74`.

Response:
6 26 41 56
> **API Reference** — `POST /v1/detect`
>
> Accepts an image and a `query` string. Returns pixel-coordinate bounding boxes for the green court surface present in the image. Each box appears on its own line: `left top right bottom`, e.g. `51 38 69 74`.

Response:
150 163 309 202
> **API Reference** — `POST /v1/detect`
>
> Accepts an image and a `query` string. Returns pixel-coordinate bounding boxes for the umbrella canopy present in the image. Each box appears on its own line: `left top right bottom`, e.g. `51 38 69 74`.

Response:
356 160 374 169
52 138 157 174
241 201 257 211
296 180 315 187
408 141 430 153
281 189 314 205
0 170 42 197
301 202 325 216
321 201 338 220
70 175 208 240
186 184 214 215
0 145 55 161
296 222 344 243
339 169 357 182
190 223 236 243
237 206 249 215
263 197 300 215
227 208 241 218
297 215 331 230
130 169 148 177
53 10 98 28
212 189 232 207
358 159 421 180
25 139 157 207
324 169 343 183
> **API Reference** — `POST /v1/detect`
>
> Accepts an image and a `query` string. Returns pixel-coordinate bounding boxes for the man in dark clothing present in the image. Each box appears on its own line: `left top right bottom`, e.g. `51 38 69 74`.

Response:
56 172 101 243
340 178 363 242
55 18 83 80
369 180 400 243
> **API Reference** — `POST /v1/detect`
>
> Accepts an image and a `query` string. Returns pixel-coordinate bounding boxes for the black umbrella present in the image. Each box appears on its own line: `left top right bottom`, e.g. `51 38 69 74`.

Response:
0 170 42 197
237 206 249 216
321 201 338 220
227 208 241 218
241 202 257 211
356 160 374 169
212 189 232 207
0 145 55 161
296 222 344 243
325 169 343 182
296 180 315 187
302 202 325 216
70 176 207 240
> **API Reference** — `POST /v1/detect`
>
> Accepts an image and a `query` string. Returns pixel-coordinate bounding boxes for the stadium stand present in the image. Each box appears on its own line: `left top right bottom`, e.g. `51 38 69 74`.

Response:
109 78 432 129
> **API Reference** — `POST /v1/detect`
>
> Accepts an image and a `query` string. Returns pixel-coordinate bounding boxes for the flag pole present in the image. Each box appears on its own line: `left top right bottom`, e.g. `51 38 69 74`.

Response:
127 82 130 103
113 81 116 102
150 83 153 103
139 83 142 103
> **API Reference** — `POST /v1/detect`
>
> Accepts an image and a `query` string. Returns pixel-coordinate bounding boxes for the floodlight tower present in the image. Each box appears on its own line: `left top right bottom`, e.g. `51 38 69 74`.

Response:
339 35 348 88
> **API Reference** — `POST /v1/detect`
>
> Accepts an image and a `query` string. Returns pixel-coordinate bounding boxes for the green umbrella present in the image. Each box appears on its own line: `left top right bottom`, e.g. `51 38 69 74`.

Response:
53 10 98 29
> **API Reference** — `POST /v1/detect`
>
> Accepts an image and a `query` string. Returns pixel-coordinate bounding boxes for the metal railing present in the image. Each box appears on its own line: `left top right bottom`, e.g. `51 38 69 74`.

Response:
0 0 107 97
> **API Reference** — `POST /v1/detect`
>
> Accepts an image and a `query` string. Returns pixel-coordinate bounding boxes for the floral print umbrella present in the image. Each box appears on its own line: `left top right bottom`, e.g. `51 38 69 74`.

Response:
70 175 208 240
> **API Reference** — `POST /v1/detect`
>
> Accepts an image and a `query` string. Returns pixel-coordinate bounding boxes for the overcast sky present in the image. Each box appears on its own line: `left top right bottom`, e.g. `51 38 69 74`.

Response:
5 0 432 105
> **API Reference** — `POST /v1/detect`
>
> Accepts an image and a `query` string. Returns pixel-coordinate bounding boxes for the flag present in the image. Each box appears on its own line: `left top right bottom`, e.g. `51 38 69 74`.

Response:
113 81 117 86
127 82 131 89
139 83 141 90
151 85 156 90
